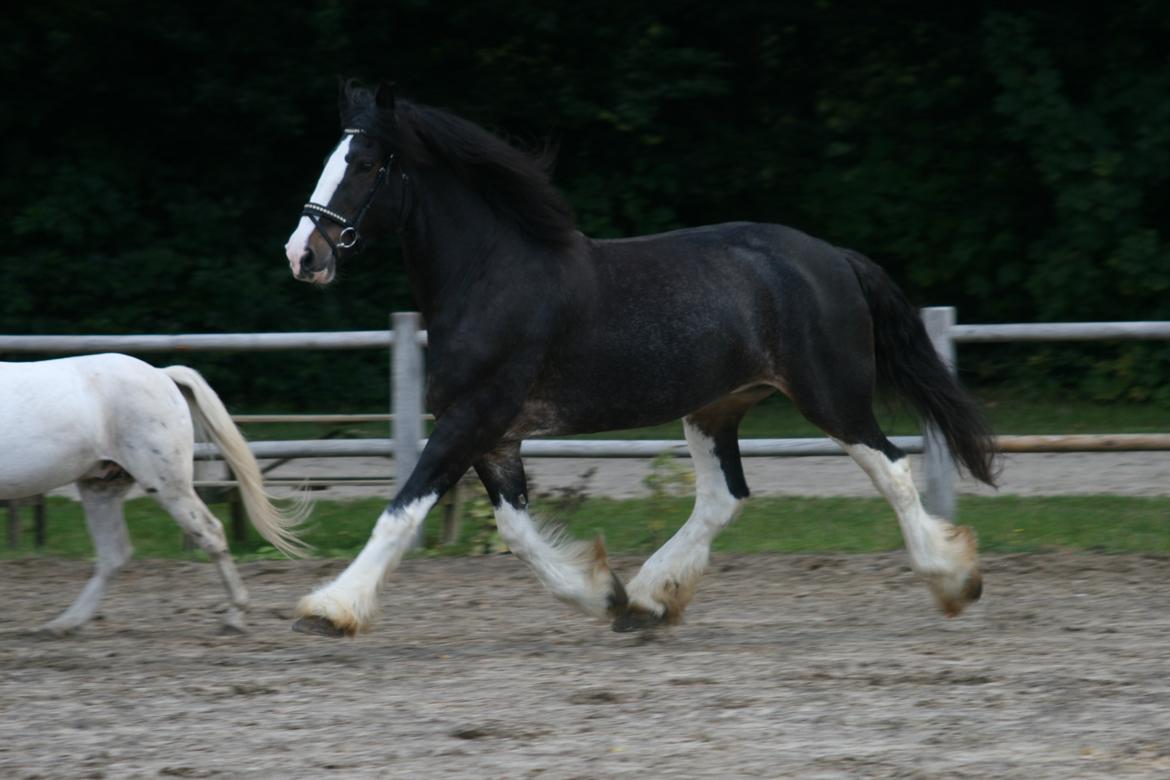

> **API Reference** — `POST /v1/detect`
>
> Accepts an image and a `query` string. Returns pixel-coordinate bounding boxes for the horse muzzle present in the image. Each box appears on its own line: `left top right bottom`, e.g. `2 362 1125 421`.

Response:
292 248 336 285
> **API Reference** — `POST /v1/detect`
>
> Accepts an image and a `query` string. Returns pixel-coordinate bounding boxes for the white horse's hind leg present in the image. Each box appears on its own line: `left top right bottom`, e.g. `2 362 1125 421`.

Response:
40 478 133 635
105 372 251 632
152 490 251 633
842 443 981 615
616 416 748 631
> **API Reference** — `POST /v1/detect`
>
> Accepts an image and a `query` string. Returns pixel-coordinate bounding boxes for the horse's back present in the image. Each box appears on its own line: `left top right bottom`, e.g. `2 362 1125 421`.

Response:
592 221 848 267
0 354 191 497
587 221 864 320
0 353 173 411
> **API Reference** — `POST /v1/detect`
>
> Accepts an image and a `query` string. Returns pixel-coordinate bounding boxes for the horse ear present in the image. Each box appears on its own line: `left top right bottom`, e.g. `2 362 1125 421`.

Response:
375 80 397 111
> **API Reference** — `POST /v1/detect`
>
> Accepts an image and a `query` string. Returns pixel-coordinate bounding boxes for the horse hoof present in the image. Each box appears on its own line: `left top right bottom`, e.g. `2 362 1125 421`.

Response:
612 604 666 633
292 615 346 637
606 570 630 614
932 569 984 618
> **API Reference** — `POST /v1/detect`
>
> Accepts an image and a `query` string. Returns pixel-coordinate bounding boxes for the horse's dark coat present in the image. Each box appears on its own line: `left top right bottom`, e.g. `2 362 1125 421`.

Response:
297 81 997 521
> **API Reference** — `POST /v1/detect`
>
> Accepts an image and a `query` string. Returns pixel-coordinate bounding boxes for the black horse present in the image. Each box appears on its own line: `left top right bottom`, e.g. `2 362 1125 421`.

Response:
284 81 997 638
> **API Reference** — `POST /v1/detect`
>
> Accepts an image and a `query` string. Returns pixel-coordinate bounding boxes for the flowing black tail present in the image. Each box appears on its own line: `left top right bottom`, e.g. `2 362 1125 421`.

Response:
845 251 999 486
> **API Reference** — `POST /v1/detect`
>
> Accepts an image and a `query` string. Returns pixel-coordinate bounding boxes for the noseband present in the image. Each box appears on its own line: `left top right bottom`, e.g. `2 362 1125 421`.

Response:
301 128 411 255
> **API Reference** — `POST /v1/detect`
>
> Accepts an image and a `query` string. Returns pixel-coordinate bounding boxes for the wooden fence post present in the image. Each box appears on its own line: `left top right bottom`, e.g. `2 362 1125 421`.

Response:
4 496 48 550
921 306 958 519
6 501 20 549
392 312 426 548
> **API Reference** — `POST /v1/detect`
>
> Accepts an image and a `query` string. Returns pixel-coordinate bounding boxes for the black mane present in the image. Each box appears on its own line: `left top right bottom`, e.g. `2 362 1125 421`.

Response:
341 83 577 248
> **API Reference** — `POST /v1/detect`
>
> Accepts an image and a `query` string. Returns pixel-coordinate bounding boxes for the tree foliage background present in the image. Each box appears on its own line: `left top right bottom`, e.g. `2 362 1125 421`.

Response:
3 1 1168 408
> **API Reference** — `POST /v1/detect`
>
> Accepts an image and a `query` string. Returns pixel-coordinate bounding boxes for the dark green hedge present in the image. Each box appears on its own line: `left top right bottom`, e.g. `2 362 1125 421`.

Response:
3 2 1167 407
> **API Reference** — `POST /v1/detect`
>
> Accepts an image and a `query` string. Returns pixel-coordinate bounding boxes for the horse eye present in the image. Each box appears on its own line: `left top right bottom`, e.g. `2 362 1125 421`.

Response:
347 156 374 172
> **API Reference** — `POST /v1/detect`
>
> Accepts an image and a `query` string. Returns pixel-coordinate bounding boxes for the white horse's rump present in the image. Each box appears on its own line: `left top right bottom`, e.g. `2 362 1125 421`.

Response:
0 354 308 634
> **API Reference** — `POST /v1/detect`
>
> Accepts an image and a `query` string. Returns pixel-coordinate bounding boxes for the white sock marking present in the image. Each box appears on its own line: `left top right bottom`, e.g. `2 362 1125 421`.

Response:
842 442 962 575
495 500 614 618
627 422 742 616
298 493 437 632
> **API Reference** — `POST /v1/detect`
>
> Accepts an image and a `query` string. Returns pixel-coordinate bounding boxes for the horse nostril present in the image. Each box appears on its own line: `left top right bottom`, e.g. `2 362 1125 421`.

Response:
299 250 315 271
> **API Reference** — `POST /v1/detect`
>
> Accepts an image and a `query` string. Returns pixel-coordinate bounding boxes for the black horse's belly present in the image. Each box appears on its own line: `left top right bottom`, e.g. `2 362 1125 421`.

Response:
516 291 778 436
516 372 748 437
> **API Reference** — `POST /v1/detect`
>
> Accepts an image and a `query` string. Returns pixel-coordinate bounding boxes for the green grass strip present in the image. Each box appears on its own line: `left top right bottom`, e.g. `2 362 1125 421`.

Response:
2 494 1167 561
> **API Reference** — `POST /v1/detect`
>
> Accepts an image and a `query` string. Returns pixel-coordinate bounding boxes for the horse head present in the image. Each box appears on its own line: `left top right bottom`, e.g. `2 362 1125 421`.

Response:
284 80 408 285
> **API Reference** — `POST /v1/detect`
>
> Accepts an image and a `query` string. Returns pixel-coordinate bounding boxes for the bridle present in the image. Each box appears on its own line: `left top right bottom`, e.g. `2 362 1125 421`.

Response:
300 127 411 255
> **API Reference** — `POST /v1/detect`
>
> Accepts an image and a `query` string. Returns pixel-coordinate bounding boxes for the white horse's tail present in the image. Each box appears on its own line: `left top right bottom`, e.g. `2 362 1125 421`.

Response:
163 365 311 557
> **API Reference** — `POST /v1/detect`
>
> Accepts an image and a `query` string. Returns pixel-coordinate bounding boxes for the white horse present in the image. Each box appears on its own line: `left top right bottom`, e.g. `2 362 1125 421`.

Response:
0 353 308 634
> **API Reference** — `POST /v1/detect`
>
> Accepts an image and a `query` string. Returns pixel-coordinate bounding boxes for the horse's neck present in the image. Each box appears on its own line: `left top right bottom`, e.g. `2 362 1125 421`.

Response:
399 170 535 322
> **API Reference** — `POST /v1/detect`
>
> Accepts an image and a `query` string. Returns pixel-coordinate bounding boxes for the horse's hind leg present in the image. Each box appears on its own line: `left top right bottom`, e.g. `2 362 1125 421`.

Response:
150 489 250 633
779 348 982 617
41 477 134 635
614 392 764 632
840 437 981 615
473 443 627 619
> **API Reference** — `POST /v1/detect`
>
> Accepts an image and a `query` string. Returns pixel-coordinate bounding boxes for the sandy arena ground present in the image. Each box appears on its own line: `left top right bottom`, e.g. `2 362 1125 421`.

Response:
2 550 1169 779
13 450 1170 778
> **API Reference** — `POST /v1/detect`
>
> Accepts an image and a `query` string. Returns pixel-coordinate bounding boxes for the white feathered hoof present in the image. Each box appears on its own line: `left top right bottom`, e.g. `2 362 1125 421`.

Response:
928 567 984 618
292 583 378 637
925 525 982 618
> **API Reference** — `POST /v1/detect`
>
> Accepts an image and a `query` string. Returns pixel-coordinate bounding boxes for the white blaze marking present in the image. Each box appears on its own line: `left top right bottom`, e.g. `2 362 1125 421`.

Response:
284 135 353 274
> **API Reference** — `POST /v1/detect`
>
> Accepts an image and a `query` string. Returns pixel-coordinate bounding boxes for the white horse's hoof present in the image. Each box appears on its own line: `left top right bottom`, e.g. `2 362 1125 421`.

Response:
35 621 81 638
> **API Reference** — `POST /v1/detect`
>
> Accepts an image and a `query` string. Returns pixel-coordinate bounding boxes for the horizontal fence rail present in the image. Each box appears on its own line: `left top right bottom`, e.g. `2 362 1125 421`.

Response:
994 434 1170 452
9 319 1170 352
951 321 1170 343
194 479 394 489
231 413 393 424
193 436 922 460
191 433 1170 461
229 413 435 424
0 330 428 352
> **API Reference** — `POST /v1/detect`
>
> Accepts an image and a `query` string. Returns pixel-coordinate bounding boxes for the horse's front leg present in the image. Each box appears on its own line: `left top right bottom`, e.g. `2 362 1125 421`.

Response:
291 392 519 638
614 415 749 632
474 444 627 620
